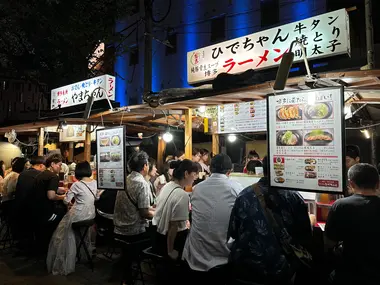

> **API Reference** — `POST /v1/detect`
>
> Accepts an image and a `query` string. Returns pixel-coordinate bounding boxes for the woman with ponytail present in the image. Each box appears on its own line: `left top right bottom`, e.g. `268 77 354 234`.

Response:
152 159 199 260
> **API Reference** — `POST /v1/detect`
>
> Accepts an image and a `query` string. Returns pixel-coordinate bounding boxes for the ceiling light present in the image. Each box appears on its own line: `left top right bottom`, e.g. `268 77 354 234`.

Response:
227 134 237 143
361 129 370 139
199 105 206 113
163 131 173 143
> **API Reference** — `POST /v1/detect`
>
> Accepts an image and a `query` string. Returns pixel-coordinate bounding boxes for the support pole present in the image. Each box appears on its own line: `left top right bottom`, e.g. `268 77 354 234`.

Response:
371 127 377 166
38 128 44 156
365 0 375 69
68 142 74 162
185 109 193 159
157 136 166 171
84 125 92 162
143 0 153 101
212 134 219 156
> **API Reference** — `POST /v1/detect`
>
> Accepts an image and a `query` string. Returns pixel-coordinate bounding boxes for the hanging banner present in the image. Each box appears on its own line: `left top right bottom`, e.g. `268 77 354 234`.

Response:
96 126 126 190
267 87 345 193
187 9 350 84
51 74 115 109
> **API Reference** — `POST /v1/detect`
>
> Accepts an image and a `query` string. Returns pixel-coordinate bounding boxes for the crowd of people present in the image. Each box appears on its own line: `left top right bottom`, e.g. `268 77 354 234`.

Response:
0 144 379 285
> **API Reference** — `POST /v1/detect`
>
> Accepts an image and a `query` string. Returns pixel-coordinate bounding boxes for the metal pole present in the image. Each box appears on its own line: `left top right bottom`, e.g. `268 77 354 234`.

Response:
365 0 375 69
143 0 153 102
371 126 377 166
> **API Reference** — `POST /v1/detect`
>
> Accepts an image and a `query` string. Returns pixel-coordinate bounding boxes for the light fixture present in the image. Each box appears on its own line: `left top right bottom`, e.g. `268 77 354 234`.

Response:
163 131 173 142
138 133 143 139
361 129 371 139
61 120 68 130
199 105 206 113
227 134 237 143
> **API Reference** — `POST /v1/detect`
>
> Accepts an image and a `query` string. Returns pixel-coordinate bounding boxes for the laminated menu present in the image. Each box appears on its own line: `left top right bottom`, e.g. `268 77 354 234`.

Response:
268 88 345 193
96 126 126 190
218 99 267 134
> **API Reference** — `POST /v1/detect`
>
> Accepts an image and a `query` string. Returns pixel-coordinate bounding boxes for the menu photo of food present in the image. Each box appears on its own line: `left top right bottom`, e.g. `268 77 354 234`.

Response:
111 152 122 162
273 157 285 184
111 135 121 146
276 130 303 146
100 152 111 162
276 105 302 121
304 129 334 146
304 102 333 120
100 137 110 147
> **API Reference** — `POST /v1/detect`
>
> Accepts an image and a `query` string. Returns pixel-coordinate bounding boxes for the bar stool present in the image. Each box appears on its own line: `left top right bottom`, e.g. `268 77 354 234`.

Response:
72 219 95 271
114 237 151 285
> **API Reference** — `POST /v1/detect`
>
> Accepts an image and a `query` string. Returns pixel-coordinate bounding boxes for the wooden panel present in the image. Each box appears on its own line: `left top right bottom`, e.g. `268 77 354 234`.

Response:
212 134 219 156
38 128 44 156
157 137 166 172
84 125 91 162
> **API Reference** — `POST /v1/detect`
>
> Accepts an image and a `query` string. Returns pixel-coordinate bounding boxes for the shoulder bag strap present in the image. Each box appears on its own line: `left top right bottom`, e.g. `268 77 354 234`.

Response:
157 186 182 229
80 181 97 200
252 183 292 256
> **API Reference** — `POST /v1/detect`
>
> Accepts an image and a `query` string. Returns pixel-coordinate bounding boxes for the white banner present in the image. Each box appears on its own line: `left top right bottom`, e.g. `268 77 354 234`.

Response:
187 9 350 84
51 74 115 109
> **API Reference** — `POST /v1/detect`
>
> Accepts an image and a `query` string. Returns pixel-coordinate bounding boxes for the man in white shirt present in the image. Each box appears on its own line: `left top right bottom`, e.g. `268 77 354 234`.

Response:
183 153 243 282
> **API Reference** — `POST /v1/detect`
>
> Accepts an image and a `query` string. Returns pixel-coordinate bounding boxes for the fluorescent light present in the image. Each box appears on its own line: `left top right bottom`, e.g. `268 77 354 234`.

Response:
227 134 237 143
163 132 173 142
199 105 206 113
361 129 371 139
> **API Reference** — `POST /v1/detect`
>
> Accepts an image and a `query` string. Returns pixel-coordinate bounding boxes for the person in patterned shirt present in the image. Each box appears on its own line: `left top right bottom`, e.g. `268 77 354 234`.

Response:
228 156 312 285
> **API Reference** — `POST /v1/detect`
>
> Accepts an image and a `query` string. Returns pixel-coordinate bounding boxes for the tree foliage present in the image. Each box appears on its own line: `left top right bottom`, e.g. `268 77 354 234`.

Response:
0 0 137 87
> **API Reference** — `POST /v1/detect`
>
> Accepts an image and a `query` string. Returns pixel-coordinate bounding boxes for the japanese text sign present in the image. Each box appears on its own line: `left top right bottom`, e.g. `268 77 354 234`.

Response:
51 74 115 109
187 9 350 84
267 87 345 193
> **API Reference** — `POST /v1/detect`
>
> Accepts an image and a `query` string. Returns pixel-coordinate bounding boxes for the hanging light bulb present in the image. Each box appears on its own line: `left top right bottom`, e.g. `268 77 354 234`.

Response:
163 131 173 142
61 120 68 130
228 134 237 143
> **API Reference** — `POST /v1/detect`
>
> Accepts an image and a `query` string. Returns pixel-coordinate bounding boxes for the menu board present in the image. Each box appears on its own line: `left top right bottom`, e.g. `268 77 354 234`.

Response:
268 87 345 193
218 99 267 134
96 126 126 190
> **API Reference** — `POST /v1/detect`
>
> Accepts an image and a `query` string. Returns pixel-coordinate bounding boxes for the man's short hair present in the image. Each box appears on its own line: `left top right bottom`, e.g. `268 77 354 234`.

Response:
346 145 360 160
30 156 45 166
129 151 149 172
45 153 62 168
211 154 232 174
246 160 263 174
348 163 379 190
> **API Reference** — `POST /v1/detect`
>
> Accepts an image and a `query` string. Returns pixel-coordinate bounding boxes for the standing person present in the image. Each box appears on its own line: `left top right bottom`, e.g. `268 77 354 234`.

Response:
199 149 210 175
145 158 158 207
33 153 66 255
113 151 155 285
228 156 312 285
243 150 260 173
345 145 360 170
14 156 46 246
47 161 99 275
1 157 26 202
325 164 380 285
192 148 201 163
183 154 243 283
152 159 198 259
174 150 185 161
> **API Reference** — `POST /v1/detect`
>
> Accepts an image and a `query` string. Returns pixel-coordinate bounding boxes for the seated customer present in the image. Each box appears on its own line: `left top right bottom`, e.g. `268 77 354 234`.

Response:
113 151 154 284
153 159 198 260
228 156 312 285
183 154 243 282
47 161 99 275
325 163 380 285
2 157 26 202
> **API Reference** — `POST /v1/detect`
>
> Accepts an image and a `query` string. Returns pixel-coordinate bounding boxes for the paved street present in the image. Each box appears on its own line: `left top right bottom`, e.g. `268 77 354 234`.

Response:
0 249 154 285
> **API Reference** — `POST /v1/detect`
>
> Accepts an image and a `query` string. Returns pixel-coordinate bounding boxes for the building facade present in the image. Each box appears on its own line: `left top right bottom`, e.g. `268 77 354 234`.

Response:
115 0 373 107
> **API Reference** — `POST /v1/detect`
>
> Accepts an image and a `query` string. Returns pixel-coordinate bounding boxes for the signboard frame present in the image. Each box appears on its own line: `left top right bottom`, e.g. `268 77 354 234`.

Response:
266 87 346 195
96 125 126 191
187 9 350 85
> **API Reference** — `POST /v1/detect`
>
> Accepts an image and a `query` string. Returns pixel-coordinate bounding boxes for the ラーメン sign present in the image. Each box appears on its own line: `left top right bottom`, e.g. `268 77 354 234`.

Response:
187 9 350 85
50 74 115 109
